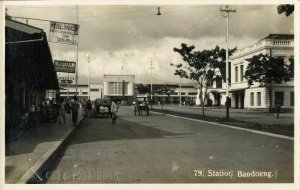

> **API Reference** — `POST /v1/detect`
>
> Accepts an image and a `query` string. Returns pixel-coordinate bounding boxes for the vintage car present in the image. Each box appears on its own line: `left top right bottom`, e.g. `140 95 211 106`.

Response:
94 98 112 118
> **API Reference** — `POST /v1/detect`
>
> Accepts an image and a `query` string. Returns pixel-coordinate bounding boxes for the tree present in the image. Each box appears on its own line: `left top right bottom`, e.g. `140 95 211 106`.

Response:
171 44 236 116
136 83 151 94
153 85 175 110
244 54 291 111
277 4 294 16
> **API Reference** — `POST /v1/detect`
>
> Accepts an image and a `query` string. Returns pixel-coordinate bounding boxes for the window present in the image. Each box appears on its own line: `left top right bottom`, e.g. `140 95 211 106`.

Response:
275 91 284 106
181 92 186 95
188 92 197 95
250 92 254 106
90 88 99 92
290 92 294 106
240 65 244 82
82 92 88 95
216 77 222 88
235 66 238 82
257 92 261 106
110 82 128 95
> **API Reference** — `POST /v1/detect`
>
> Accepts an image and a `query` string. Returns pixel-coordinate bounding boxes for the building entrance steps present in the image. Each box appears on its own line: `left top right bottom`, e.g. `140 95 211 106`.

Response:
5 109 84 184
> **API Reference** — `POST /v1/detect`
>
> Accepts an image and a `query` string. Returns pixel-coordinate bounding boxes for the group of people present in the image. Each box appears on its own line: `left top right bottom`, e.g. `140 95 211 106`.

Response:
57 96 80 126
81 99 94 117
57 96 120 126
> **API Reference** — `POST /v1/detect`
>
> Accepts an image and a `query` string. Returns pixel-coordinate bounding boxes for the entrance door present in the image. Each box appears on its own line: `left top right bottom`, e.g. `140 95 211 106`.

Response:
275 92 284 106
241 93 245 109
235 94 239 108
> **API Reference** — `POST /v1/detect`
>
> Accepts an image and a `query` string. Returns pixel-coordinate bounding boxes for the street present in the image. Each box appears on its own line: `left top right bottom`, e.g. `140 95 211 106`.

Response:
46 106 293 183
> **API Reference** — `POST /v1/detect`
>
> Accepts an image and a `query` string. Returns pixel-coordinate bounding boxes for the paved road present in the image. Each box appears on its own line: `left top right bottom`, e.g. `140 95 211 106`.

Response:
46 106 293 183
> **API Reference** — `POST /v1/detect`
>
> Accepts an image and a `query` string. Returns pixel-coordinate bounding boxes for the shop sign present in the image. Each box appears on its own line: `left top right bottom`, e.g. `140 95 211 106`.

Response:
49 21 79 45
54 60 76 73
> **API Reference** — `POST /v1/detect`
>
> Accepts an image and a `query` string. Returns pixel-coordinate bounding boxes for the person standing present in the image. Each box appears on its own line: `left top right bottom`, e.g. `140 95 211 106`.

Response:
58 98 66 125
275 101 282 119
86 99 93 117
71 96 80 126
82 99 87 116
111 100 119 124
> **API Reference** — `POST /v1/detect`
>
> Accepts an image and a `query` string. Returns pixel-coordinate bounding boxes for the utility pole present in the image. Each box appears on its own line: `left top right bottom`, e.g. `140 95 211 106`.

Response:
87 55 90 100
75 5 79 97
220 5 236 119
179 77 182 107
149 58 155 107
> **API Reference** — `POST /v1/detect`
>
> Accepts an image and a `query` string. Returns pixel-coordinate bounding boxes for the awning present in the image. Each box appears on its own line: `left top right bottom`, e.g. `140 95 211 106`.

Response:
5 19 59 90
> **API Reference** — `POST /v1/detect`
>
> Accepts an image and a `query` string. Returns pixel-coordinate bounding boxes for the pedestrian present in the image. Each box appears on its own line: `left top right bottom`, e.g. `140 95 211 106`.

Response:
71 96 80 126
82 99 87 116
86 99 92 117
275 101 281 119
111 100 119 124
58 98 66 125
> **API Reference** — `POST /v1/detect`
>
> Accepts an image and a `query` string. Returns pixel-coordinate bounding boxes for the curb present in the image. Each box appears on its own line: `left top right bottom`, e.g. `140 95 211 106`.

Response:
16 116 85 184
149 110 294 141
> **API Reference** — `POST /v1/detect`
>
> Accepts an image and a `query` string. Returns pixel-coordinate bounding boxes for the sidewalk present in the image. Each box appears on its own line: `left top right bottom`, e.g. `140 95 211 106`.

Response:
5 109 84 184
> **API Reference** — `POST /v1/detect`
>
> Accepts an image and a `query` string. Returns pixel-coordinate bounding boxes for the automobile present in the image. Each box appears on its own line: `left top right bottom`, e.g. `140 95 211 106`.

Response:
94 98 112 118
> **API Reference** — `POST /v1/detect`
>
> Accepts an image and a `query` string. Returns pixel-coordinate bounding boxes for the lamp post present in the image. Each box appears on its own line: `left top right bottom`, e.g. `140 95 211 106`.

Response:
179 77 182 107
220 5 236 119
149 58 155 107
87 55 90 100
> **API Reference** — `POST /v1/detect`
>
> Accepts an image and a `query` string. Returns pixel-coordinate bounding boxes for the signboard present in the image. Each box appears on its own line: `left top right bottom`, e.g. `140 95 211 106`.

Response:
49 21 79 45
58 77 75 85
54 60 76 73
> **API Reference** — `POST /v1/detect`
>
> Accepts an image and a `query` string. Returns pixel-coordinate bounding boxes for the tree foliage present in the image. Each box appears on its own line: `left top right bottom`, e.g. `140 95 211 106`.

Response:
244 53 291 109
277 4 294 16
171 44 236 116
136 83 151 94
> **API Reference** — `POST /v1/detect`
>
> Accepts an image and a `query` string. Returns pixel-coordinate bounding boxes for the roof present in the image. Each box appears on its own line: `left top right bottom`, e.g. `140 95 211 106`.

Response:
5 18 59 90
261 34 294 40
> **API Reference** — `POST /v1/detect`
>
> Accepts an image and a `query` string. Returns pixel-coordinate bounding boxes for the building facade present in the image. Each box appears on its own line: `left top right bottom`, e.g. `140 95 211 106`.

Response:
229 34 294 109
136 83 198 105
5 18 59 141
59 83 103 101
103 75 135 104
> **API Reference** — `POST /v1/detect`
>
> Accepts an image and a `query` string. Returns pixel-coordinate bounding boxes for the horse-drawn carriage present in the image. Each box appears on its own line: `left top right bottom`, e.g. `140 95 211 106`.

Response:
134 101 149 116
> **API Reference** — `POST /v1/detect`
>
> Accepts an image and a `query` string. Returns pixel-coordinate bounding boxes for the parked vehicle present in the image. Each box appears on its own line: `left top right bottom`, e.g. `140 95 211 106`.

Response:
134 101 149 116
94 98 112 118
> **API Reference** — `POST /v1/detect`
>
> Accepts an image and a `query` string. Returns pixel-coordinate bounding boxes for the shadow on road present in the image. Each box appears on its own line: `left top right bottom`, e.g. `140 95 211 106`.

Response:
69 118 189 145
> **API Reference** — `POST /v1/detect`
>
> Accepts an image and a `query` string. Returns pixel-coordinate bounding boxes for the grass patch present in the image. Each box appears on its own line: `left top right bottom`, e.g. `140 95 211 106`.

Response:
150 108 294 137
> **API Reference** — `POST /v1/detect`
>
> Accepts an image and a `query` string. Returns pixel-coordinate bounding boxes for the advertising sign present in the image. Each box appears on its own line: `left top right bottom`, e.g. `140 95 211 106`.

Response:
49 21 79 45
58 77 75 85
54 60 76 73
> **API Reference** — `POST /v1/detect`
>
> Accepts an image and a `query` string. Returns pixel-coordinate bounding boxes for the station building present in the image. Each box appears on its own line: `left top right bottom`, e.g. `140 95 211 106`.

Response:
208 34 294 109
103 75 135 104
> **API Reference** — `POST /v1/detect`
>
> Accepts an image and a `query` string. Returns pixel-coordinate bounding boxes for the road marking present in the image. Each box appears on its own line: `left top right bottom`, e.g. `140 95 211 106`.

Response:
149 110 294 141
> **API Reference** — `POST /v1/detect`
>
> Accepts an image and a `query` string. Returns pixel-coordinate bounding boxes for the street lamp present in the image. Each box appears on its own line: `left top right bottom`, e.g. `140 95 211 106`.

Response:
220 5 236 119
149 58 155 107
87 55 90 100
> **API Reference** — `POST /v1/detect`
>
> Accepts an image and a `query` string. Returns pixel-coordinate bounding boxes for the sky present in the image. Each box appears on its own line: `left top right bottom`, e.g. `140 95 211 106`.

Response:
5 3 294 85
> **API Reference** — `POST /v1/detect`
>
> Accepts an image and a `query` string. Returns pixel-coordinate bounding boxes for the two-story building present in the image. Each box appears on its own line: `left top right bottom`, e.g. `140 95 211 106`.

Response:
230 34 294 109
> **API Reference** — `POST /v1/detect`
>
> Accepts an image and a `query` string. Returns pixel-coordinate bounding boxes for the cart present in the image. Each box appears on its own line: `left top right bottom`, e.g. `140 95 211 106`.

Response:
134 102 149 116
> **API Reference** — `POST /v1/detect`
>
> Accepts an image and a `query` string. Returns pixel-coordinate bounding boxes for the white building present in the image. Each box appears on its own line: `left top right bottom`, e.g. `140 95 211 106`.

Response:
103 75 135 104
59 83 103 101
228 34 294 109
